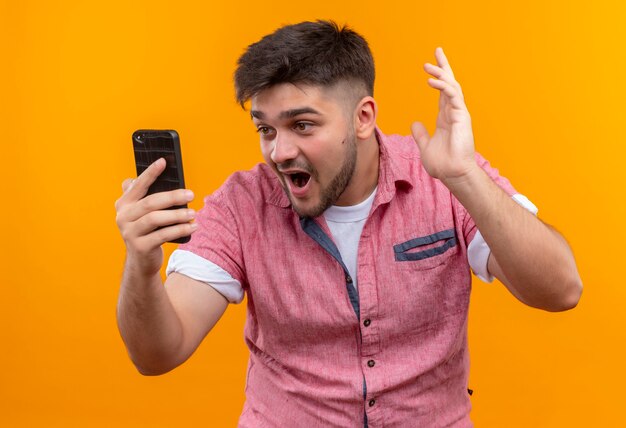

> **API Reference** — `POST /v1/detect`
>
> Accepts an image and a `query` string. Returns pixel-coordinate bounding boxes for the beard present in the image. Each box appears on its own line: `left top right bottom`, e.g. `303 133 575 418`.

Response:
283 130 358 219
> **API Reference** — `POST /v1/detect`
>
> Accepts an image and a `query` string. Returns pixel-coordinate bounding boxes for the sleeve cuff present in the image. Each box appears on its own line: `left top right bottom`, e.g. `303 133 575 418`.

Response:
166 249 245 303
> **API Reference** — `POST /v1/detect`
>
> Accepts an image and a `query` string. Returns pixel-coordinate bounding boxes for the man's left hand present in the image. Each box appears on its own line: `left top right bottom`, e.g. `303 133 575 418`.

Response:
411 47 477 186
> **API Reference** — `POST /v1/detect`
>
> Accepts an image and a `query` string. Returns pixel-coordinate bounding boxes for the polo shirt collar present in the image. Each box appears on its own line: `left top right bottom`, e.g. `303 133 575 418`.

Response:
374 127 414 207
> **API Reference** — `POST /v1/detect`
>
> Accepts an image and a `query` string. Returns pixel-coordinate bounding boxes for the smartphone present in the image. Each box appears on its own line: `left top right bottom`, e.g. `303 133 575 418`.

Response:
132 129 190 244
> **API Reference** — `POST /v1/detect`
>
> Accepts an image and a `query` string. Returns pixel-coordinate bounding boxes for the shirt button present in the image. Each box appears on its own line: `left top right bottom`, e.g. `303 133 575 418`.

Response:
367 360 375 368
363 319 371 327
346 275 353 284
369 399 376 407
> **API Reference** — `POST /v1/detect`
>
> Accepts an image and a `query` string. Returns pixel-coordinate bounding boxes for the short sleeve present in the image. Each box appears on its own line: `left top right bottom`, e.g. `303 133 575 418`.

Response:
166 249 244 303
176 186 247 288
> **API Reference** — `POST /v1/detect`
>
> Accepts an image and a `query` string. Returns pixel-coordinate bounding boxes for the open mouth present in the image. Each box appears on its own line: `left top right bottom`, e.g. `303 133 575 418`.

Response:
288 172 311 188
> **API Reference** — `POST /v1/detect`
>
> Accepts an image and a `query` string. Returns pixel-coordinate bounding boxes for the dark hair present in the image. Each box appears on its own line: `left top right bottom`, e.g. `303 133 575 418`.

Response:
234 20 375 107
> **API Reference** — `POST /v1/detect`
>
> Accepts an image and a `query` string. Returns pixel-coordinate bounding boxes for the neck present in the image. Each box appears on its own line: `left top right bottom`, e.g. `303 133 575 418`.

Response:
334 132 380 206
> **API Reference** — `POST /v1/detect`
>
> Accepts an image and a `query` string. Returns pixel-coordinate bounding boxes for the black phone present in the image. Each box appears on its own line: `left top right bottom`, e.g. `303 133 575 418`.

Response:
132 129 190 244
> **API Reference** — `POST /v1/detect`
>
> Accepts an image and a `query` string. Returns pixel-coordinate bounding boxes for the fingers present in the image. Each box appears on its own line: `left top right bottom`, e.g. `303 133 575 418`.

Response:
411 121 430 153
117 204 198 254
122 158 166 202
115 156 196 252
424 62 458 89
116 156 165 220
122 178 135 193
424 47 465 109
130 221 198 255
116 187 195 252
427 78 465 110
434 47 453 75
132 207 196 238
120 188 195 223
115 157 197 261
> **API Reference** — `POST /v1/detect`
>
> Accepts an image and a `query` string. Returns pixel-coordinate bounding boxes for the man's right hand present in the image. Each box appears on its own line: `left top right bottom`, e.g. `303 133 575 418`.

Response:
115 157 197 277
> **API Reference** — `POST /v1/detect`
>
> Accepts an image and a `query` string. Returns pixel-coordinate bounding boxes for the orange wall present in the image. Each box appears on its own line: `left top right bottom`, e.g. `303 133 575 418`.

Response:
2 0 625 426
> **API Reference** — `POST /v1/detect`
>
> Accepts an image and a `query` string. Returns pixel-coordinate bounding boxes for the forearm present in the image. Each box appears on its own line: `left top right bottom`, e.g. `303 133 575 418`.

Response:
445 165 582 311
117 256 185 375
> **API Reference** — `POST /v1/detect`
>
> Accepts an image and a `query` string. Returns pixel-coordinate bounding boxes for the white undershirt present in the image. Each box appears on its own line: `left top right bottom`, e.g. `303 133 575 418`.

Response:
166 193 538 304
323 187 377 291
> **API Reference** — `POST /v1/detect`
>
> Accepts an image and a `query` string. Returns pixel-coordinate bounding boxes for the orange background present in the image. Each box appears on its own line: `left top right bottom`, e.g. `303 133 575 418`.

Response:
2 0 625 426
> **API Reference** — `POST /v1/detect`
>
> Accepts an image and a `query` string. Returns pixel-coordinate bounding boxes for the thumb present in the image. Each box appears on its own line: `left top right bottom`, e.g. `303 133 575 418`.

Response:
411 121 430 154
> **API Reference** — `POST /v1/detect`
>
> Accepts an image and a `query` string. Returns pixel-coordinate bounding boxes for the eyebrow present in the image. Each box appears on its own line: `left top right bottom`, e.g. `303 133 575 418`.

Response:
250 107 322 121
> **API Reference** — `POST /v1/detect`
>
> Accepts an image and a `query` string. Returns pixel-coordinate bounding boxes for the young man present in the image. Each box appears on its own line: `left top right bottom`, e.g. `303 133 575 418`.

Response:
115 21 582 427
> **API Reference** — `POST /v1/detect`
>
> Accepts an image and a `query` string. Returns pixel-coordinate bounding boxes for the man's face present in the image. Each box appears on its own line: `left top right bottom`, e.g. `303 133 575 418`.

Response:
251 83 358 218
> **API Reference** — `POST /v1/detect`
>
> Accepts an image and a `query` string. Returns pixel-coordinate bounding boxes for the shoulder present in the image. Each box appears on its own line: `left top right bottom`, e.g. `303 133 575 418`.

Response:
191 163 286 243
212 163 281 201
220 162 276 188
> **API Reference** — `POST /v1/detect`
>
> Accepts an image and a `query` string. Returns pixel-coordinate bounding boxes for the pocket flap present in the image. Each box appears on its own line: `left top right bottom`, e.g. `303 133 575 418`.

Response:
394 229 457 262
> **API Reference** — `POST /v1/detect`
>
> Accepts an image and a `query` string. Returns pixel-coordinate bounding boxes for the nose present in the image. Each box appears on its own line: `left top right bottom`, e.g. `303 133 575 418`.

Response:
270 132 299 164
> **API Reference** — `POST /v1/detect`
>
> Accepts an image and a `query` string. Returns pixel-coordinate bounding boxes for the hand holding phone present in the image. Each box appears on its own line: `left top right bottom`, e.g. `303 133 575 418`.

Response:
115 129 195 276
132 130 192 244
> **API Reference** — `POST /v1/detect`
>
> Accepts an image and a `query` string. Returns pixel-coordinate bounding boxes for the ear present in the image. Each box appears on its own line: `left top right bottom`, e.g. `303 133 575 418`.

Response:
354 96 378 140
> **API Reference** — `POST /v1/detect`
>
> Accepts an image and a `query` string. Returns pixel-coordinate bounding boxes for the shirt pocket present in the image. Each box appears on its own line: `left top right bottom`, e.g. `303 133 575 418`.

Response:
393 228 458 270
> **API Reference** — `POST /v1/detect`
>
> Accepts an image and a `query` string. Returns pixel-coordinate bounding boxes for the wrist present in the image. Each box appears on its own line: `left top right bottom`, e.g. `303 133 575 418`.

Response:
440 161 484 194
124 250 164 280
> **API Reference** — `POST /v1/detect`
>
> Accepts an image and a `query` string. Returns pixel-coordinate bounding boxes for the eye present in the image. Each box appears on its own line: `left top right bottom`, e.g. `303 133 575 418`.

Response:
256 126 273 136
294 122 313 132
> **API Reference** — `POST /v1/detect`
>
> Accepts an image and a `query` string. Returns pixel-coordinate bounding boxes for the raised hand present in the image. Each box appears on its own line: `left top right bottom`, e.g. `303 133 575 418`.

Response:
411 47 477 186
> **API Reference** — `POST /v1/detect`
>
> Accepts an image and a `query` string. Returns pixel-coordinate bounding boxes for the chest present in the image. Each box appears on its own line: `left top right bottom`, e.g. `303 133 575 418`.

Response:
241 189 472 344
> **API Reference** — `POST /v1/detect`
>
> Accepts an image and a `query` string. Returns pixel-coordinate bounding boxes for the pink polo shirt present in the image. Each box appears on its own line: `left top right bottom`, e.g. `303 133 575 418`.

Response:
179 129 517 427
